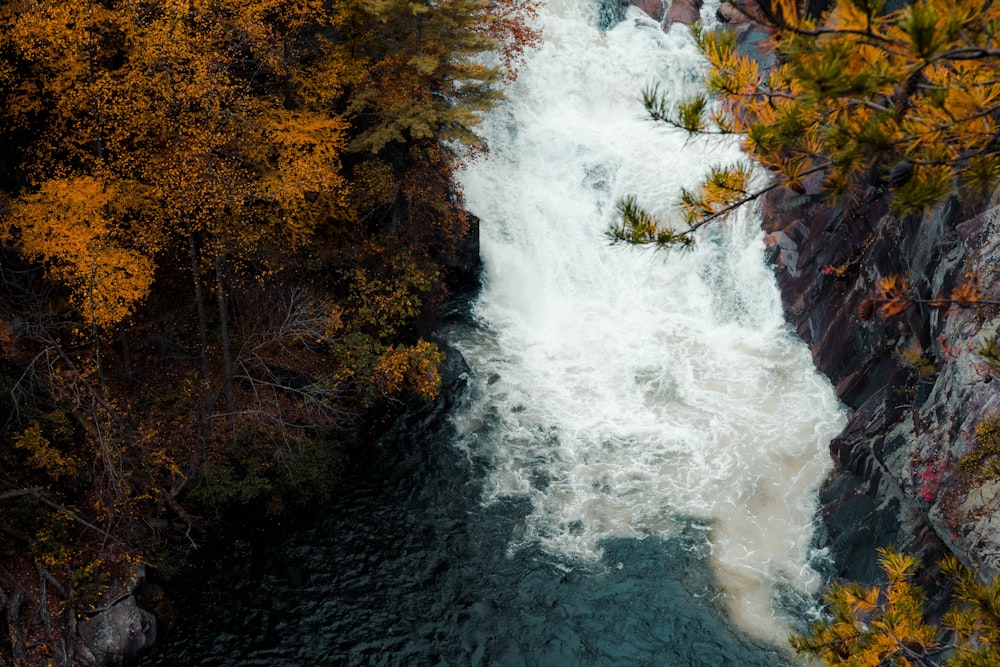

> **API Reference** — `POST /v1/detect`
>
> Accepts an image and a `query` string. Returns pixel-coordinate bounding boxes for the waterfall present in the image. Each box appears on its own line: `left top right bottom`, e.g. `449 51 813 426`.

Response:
453 0 846 644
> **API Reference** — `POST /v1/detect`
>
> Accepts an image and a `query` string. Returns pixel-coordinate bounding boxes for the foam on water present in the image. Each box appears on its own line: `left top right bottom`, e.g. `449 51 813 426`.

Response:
453 0 845 645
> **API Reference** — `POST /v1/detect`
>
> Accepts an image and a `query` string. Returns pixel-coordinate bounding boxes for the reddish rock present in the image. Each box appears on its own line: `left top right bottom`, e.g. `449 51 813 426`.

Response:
667 0 702 24
630 0 665 21
715 1 749 24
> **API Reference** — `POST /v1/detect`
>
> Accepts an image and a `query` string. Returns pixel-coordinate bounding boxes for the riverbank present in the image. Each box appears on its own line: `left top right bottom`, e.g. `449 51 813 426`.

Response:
634 0 1000 588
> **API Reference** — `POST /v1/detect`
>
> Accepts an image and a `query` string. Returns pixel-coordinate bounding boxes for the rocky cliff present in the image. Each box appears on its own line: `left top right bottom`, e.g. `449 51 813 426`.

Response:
760 177 1000 586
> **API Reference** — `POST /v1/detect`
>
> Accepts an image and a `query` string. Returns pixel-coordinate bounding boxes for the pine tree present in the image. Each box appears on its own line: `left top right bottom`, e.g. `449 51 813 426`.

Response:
611 0 1000 249
791 547 1000 666
339 0 507 154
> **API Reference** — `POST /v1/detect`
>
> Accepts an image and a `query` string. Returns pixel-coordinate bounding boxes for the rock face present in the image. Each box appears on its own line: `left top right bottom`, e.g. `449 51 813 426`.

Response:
77 569 157 665
703 2 1000 584
78 594 157 665
760 180 1000 583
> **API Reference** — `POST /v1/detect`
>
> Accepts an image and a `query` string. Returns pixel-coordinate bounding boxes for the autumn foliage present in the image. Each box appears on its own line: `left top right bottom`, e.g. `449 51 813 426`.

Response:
791 547 1000 666
855 273 1000 323
611 0 1000 249
0 0 539 663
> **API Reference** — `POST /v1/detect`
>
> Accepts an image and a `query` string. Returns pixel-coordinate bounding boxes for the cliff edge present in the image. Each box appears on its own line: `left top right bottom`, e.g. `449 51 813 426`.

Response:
760 178 1000 585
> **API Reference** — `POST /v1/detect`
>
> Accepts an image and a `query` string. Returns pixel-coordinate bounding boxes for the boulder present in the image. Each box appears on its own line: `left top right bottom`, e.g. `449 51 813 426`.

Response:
667 0 701 24
78 576 157 666
716 1 749 23
629 0 665 22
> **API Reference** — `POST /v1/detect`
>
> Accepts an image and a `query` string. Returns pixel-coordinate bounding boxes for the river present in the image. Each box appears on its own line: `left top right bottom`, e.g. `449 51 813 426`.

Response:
138 0 845 664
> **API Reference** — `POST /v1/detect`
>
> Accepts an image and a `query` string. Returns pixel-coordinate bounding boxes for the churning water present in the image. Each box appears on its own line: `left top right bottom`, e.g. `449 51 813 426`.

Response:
138 2 846 665
453 0 845 646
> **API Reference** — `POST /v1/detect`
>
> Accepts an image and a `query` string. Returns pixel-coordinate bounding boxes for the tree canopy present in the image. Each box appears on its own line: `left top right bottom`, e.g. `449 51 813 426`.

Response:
0 0 539 663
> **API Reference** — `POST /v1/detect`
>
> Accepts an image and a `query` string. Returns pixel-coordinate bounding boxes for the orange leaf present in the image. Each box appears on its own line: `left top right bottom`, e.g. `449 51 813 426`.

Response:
949 280 981 306
878 298 910 319
875 274 910 299
873 275 911 320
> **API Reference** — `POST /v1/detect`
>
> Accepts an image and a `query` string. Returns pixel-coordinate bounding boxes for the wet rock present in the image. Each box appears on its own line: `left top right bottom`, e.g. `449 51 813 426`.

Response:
764 229 802 277
819 468 900 584
667 0 701 24
625 0 700 25
628 0 665 21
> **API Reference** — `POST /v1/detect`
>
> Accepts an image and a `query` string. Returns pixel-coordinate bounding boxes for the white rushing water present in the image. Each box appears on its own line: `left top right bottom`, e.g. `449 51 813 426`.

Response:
453 0 846 645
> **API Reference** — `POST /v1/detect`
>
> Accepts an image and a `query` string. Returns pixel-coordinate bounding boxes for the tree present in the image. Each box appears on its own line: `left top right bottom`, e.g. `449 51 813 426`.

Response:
5 177 155 328
790 547 944 665
609 0 1000 249
790 547 1000 665
338 0 523 155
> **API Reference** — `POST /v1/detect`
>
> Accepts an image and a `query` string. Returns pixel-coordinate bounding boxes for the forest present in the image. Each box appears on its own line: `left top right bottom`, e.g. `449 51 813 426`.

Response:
0 0 538 664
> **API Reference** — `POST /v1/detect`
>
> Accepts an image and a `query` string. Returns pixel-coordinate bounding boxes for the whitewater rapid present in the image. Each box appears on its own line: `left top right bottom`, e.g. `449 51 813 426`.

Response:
452 0 845 646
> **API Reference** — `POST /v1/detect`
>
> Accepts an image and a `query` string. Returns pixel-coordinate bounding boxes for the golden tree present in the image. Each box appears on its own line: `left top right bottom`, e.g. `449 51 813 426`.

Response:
0 1 547 661
6 177 155 328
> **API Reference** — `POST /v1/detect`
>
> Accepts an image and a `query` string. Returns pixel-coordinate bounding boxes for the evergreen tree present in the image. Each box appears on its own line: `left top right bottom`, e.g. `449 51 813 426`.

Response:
610 0 1000 249
791 548 1000 666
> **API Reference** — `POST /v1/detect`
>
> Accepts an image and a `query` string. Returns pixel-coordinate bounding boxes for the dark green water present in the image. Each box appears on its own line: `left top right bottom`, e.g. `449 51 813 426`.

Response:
138 370 793 666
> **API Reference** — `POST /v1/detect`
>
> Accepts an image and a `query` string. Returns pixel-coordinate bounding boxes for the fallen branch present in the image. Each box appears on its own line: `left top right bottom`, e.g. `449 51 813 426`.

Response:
0 488 42 502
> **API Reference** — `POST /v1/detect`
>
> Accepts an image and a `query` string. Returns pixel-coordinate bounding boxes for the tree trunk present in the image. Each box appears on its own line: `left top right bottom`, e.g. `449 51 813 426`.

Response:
186 226 212 475
119 322 132 381
6 589 27 666
187 228 211 387
212 236 235 428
